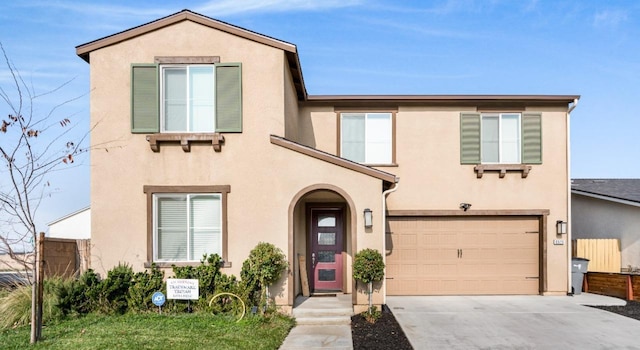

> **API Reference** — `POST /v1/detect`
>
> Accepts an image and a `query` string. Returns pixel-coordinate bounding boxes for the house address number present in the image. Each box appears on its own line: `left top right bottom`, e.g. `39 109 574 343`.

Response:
553 239 565 245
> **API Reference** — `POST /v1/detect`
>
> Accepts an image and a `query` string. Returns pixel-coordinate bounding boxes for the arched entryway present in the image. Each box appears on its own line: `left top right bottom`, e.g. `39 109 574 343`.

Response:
287 184 357 306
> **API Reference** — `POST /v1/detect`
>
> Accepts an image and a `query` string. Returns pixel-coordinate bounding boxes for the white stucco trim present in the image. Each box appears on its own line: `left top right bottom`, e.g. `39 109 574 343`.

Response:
571 191 640 208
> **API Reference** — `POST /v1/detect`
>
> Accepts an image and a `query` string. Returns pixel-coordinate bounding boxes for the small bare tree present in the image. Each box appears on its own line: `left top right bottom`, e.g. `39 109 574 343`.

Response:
0 42 86 342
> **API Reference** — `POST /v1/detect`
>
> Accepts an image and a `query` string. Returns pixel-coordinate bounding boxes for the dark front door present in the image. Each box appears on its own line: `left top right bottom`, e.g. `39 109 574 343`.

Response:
310 208 344 291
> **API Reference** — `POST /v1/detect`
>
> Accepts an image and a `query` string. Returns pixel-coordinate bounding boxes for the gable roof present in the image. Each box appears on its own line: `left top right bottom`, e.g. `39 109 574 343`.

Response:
76 9 579 105
47 206 91 226
76 9 307 100
572 179 640 206
270 135 398 185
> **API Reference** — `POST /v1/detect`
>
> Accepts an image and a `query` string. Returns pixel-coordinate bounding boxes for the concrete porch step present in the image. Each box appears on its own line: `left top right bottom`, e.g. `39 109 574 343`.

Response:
292 295 354 326
292 307 353 318
295 315 352 325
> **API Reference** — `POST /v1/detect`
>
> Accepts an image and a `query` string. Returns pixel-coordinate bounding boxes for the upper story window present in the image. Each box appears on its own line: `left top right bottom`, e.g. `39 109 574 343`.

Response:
461 112 542 165
340 112 393 165
481 113 521 164
131 60 242 134
162 65 215 132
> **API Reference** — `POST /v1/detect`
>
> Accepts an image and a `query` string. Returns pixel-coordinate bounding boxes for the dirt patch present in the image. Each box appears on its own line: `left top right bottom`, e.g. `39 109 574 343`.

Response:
351 305 413 350
590 299 640 321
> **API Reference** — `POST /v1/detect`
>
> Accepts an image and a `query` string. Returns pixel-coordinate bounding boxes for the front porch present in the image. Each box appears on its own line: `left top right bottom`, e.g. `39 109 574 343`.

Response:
288 186 358 305
292 294 353 325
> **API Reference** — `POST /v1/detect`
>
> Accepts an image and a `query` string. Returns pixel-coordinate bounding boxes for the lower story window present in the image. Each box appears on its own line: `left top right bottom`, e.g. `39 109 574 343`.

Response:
154 193 222 262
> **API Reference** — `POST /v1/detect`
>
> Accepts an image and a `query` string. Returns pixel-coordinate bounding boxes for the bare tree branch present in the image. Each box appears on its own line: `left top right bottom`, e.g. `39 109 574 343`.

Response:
0 42 89 283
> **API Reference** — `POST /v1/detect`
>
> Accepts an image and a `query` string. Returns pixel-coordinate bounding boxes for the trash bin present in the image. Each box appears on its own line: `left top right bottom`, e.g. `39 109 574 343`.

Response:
571 257 589 295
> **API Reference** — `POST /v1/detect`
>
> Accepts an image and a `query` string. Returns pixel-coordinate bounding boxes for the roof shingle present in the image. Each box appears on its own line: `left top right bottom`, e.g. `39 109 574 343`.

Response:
571 179 640 204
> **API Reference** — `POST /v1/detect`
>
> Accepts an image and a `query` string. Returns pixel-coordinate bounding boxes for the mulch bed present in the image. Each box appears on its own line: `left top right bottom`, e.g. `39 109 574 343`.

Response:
351 305 413 350
590 299 640 321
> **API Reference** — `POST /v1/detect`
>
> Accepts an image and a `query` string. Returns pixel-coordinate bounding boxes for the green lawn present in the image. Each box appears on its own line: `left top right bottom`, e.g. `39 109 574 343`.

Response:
1 313 295 350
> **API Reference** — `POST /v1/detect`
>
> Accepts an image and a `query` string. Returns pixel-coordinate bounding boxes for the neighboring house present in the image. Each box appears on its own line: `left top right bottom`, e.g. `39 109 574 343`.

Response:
0 248 32 287
0 249 32 272
572 179 640 271
75 10 578 312
47 207 91 240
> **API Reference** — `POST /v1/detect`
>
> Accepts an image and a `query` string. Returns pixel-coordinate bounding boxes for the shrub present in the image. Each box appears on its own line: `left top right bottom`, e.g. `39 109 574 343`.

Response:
352 248 385 284
128 264 164 312
95 263 134 314
362 305 381 323
0 283 31 329
353 248 385 317
172 254 240 312
56 269 101 316
240 242 288 311
0 278 64 330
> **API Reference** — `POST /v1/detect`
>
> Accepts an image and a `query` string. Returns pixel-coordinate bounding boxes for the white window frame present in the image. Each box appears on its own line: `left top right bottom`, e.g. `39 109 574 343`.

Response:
152 193 222 262
481 113 521 164
340 112 392 164
160 64 216 133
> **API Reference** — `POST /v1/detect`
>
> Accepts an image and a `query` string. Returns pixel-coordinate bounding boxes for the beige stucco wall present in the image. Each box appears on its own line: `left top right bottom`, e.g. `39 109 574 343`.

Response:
88 20 387 307
90 20 286 274
48 208 91 240
572 194 640 270
298 104 571 294
283 57 299 142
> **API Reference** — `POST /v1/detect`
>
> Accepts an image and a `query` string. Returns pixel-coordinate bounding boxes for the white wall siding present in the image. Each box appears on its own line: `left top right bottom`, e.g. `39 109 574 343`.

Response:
572 194 640 270
48 208 91 240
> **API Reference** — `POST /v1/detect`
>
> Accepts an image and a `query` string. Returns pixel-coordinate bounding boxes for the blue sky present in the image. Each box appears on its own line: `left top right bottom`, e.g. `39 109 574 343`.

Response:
1 0 639 234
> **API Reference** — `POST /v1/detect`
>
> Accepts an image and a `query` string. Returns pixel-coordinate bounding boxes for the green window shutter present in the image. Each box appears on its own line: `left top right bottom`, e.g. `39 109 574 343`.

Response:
522 113 542 164
131 64 159 133
215 63 242 132
460 113 481 164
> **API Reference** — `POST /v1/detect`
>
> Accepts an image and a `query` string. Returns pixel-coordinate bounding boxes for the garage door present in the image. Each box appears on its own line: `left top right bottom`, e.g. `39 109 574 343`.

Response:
386 216 540 295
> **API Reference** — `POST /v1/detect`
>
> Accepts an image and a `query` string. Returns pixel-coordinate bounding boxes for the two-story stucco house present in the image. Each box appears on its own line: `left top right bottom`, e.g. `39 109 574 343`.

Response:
76 10 579 312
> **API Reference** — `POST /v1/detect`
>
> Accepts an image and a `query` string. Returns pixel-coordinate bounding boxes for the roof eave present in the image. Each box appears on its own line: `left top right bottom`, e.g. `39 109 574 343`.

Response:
306 95 580 104
76 9 298 63
571 190 640 208
270 135 397 184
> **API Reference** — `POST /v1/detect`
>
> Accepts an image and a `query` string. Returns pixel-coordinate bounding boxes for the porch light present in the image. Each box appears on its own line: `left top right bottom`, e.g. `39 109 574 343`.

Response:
364 208 373 228
556 220 567 235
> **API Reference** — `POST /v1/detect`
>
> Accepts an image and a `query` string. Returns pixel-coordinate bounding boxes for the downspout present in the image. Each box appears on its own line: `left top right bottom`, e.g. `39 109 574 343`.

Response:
381 178 399 305
566 98 578 294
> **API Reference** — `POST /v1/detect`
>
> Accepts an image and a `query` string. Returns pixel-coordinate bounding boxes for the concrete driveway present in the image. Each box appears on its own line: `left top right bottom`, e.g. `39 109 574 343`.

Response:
387 294 639 349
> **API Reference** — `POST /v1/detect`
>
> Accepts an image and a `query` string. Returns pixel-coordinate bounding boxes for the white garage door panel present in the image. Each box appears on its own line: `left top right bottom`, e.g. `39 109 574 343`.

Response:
386 217 540 295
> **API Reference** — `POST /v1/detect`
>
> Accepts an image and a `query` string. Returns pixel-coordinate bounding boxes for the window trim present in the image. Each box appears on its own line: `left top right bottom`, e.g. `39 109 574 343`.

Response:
143 185 231 268
131 58 242 137
336 110 397 166
480 112 522 164
160 64 216 133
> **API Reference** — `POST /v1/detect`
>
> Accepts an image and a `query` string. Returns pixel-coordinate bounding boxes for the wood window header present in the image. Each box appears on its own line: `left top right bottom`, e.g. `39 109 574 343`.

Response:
143 185 231 194
154 56 220 64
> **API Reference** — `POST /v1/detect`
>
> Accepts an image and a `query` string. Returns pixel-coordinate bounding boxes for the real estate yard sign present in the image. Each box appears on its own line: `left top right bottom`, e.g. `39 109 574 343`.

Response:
166 279 199 300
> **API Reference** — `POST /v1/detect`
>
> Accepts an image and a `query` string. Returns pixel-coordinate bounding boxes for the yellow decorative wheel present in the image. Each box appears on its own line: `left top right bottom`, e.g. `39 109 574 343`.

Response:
209 292 246 322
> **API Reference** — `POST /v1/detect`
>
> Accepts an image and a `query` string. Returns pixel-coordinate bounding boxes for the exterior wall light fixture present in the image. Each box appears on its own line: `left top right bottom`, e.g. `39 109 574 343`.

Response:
556 220 567 235
459 203 472 211
364 208 373 228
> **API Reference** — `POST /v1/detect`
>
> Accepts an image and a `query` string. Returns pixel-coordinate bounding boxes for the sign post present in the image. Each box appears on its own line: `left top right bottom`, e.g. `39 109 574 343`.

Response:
152 291 166 314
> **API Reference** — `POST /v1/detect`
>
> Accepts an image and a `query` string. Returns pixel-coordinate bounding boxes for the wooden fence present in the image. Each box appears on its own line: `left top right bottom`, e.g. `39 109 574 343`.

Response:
43 238 90 278
572 238 621 273
585 272 640 300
